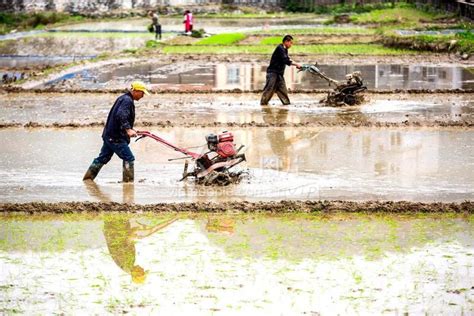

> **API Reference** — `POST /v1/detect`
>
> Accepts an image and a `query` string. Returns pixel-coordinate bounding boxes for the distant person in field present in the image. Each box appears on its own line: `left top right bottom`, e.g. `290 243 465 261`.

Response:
183 10 193 34
148 10 162 40
260 35 302 106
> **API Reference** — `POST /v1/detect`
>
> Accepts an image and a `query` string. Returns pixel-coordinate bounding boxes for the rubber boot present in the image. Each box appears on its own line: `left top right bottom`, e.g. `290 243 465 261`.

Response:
83 161 104 181
123 160 134 183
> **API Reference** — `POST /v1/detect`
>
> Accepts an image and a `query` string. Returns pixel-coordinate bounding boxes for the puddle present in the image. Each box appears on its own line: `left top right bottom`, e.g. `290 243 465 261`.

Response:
39 62 474 91
1 93 473 127
0 127 473 203
0 213 473 314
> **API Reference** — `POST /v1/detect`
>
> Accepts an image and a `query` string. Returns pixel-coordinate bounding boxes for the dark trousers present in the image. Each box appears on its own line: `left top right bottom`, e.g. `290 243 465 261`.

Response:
93 137 135 165
260 72 290 106
154 24 162 40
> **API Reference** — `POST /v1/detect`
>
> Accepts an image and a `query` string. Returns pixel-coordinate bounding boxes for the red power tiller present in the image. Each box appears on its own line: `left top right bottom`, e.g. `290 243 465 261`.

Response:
136 130 246 186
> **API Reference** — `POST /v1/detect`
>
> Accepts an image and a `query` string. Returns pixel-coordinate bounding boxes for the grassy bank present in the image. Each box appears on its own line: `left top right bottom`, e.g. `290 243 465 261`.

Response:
250 27 375 36
0 12 85 35
350 6 450 25
382 30 474 55
162 44 417 55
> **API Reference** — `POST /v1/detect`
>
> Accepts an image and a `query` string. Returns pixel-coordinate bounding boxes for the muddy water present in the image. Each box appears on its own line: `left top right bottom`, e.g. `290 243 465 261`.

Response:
1 93 472 127
54 16 328 34
0 213 473 314
0 127 473 203
39 61 474 91
0 55 94 69
0 33 149 59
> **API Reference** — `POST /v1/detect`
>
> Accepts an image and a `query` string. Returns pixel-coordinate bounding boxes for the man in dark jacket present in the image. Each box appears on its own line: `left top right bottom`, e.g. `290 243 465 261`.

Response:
260 35 301 106
83 81 150 182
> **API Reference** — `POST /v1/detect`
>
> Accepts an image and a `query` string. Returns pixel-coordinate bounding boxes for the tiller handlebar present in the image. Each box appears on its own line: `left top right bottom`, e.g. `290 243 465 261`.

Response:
136 131 202 160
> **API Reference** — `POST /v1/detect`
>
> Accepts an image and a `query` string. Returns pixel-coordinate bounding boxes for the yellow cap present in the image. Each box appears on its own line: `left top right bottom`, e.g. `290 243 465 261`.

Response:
131 81 150 95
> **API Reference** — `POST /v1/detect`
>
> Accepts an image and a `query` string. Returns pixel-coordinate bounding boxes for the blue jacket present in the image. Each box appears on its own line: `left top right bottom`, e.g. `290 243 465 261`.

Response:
102 92 135 143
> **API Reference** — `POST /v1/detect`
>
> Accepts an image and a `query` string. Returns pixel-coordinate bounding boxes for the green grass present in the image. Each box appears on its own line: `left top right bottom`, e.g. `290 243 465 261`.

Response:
249 27 375 35
195 33 246 45
260 36 292 45
351 7 449 25
163 44 417 55
456 30 474 54
382 29 474 54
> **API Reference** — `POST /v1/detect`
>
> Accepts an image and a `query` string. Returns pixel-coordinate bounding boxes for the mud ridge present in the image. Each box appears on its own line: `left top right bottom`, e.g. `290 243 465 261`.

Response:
1 200 472 214
2 87 474 94
1 120 473 129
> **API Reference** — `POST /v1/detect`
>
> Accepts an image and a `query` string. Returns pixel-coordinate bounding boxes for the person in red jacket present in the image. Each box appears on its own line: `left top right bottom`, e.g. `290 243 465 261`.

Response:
183 10 193 34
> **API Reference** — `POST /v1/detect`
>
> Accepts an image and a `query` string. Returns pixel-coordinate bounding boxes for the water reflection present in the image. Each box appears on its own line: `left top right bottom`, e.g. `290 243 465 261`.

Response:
85 180 135 204
84 181 177 284
1 128 473 202
1 213 472 314
103 215 177 284
44 62 474 91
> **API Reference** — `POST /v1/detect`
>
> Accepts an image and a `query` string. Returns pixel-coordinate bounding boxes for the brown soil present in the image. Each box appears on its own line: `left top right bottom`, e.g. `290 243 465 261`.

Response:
1 120 472 129
1 200 472 214
2 86 473 94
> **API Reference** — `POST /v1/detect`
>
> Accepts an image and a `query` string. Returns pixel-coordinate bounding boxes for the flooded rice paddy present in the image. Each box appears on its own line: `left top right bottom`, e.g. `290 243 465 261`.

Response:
37 62 474 91
0 213 473 314
1 93 472 127
1 13 473 315
0 33 148 69
53 16 329 34
0 127 473 203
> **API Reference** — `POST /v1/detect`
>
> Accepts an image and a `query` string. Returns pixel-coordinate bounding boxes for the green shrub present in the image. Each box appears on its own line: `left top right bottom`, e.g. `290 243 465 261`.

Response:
146 40 161 48
191 29 206 38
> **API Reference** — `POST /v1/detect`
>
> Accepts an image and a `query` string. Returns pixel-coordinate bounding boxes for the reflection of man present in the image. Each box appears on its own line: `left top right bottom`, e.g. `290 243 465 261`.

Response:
103 215 177 284
262 107 292 171
260 35 301 106
261 107 319 172
206 217 235 235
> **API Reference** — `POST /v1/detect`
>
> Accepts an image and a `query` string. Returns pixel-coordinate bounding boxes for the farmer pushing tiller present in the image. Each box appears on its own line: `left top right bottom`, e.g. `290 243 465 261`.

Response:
135 130 246 186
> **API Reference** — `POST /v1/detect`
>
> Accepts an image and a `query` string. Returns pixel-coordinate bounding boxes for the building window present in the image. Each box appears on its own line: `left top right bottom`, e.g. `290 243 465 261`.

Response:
227 66 240 85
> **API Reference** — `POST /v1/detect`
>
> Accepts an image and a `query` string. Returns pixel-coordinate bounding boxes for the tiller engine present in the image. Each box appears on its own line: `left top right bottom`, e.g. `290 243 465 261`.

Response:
136 130 246 186
300 64 367 106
